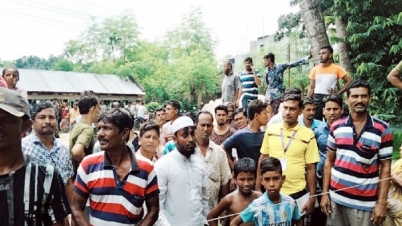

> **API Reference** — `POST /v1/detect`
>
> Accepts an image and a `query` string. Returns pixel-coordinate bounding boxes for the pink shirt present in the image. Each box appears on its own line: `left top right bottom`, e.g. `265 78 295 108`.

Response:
0 77 7 88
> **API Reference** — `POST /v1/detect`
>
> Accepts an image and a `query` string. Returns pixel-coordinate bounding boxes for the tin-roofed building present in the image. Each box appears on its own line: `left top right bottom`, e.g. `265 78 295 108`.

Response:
13 69 145 101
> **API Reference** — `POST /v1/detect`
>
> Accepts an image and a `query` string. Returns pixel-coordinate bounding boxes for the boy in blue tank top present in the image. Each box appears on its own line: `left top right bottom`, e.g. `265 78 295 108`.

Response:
231 157 302 226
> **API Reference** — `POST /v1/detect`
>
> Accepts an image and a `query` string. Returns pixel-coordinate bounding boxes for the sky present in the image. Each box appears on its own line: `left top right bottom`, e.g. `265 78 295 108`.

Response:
0 0 298 61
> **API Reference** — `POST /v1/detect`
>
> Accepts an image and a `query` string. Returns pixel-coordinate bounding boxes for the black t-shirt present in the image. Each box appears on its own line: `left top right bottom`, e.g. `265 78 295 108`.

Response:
222 126 265 165
0 156 71 226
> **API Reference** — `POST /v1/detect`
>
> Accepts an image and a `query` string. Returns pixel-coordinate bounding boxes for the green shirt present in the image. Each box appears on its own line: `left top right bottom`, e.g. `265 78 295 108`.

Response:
69 121 95 176
395 60 402 73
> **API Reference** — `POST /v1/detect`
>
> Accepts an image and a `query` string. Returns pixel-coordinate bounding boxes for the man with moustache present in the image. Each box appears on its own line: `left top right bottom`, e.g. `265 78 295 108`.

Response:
71 108 159 226
155 116 209 226
321 81 393 226
221 62 241 107
307 45 353 120
194 111 232 209
21 101 74 225
258 93 319 224
0 88 70 225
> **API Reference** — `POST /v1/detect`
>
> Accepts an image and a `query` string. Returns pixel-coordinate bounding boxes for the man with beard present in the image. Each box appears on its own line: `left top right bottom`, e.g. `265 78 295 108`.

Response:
0 88 70 225
222 62 241 107
21 101 74 224
307 45 353 120
239 57 261 111
71 108 159 226
194 111 232 210
299 98 323 130
211 105 236 145
155 116 209 226
263 52 311 115
321 81 393 226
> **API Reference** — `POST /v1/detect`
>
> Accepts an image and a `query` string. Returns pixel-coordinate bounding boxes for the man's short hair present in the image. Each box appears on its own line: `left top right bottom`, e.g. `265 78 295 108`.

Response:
346 80 371 97
165 100 181 112
215 105 228 115
97 108 134 141
302 98 315 109
263 53 275 63
78 90 99 114
323 94 343 108
284 87 302 95
234 157 256 178
32 101 55 119
260 156 282 175
154 107 165 115
139 122 160 138
248 99 268 121
234 108 247 118
283 94 303 109
320 45 334 54
244 57 253 64
195 110 214 124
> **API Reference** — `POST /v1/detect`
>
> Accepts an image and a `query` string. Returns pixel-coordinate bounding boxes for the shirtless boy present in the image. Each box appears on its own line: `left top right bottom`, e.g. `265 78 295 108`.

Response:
207 157 262 226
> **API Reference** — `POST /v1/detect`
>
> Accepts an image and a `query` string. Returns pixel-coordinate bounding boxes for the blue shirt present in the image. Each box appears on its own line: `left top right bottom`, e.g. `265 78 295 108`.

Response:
313 123 330 179
163 140 176 155
22 133 74 185
240 70 260 100
264 57 309 100
240 192 301 226
299 118 324 130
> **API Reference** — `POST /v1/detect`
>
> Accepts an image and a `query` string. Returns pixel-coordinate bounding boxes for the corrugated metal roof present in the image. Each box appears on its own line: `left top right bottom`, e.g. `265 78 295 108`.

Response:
9 69 145 95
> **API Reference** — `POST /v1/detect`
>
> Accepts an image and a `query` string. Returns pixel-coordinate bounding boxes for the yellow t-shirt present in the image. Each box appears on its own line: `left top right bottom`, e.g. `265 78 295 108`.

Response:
260 123 319 195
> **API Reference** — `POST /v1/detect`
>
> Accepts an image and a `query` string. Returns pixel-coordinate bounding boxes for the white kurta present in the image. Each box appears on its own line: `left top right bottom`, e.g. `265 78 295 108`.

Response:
155 149 209 226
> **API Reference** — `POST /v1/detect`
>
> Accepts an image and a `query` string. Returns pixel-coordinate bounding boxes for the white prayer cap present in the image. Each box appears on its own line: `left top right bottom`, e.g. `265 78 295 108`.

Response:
171 116 194 134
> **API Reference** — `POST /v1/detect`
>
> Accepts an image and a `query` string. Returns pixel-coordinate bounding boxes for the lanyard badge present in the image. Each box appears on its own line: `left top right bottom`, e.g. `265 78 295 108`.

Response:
280 128 297 171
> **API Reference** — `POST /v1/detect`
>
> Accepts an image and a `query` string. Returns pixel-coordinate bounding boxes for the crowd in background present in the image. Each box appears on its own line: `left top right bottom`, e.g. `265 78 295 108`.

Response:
1 47 402 226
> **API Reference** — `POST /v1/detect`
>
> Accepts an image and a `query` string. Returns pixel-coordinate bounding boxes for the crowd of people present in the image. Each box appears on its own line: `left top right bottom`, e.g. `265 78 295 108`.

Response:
1 46 402 226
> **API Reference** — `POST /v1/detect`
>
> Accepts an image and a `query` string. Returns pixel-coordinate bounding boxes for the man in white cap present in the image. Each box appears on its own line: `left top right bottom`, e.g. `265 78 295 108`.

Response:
155 116 209 226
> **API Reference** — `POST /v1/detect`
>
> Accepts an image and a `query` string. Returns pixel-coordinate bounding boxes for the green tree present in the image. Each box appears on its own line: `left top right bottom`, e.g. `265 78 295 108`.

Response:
52 59 74 71
163 8 219 107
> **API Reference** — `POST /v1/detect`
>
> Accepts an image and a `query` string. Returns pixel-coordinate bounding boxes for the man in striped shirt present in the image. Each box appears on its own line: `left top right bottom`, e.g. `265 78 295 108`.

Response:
321 80 393 226
71 108 159 226
0 88 71 226
239 57 261 112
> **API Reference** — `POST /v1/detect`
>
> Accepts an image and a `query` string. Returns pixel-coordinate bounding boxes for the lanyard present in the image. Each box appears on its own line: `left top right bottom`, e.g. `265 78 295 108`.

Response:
280 128 297 153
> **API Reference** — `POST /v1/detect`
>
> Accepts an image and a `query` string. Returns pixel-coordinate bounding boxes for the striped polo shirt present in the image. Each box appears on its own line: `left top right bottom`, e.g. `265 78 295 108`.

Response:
240 70 260 100
74 147 159 225
327 115 393 211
